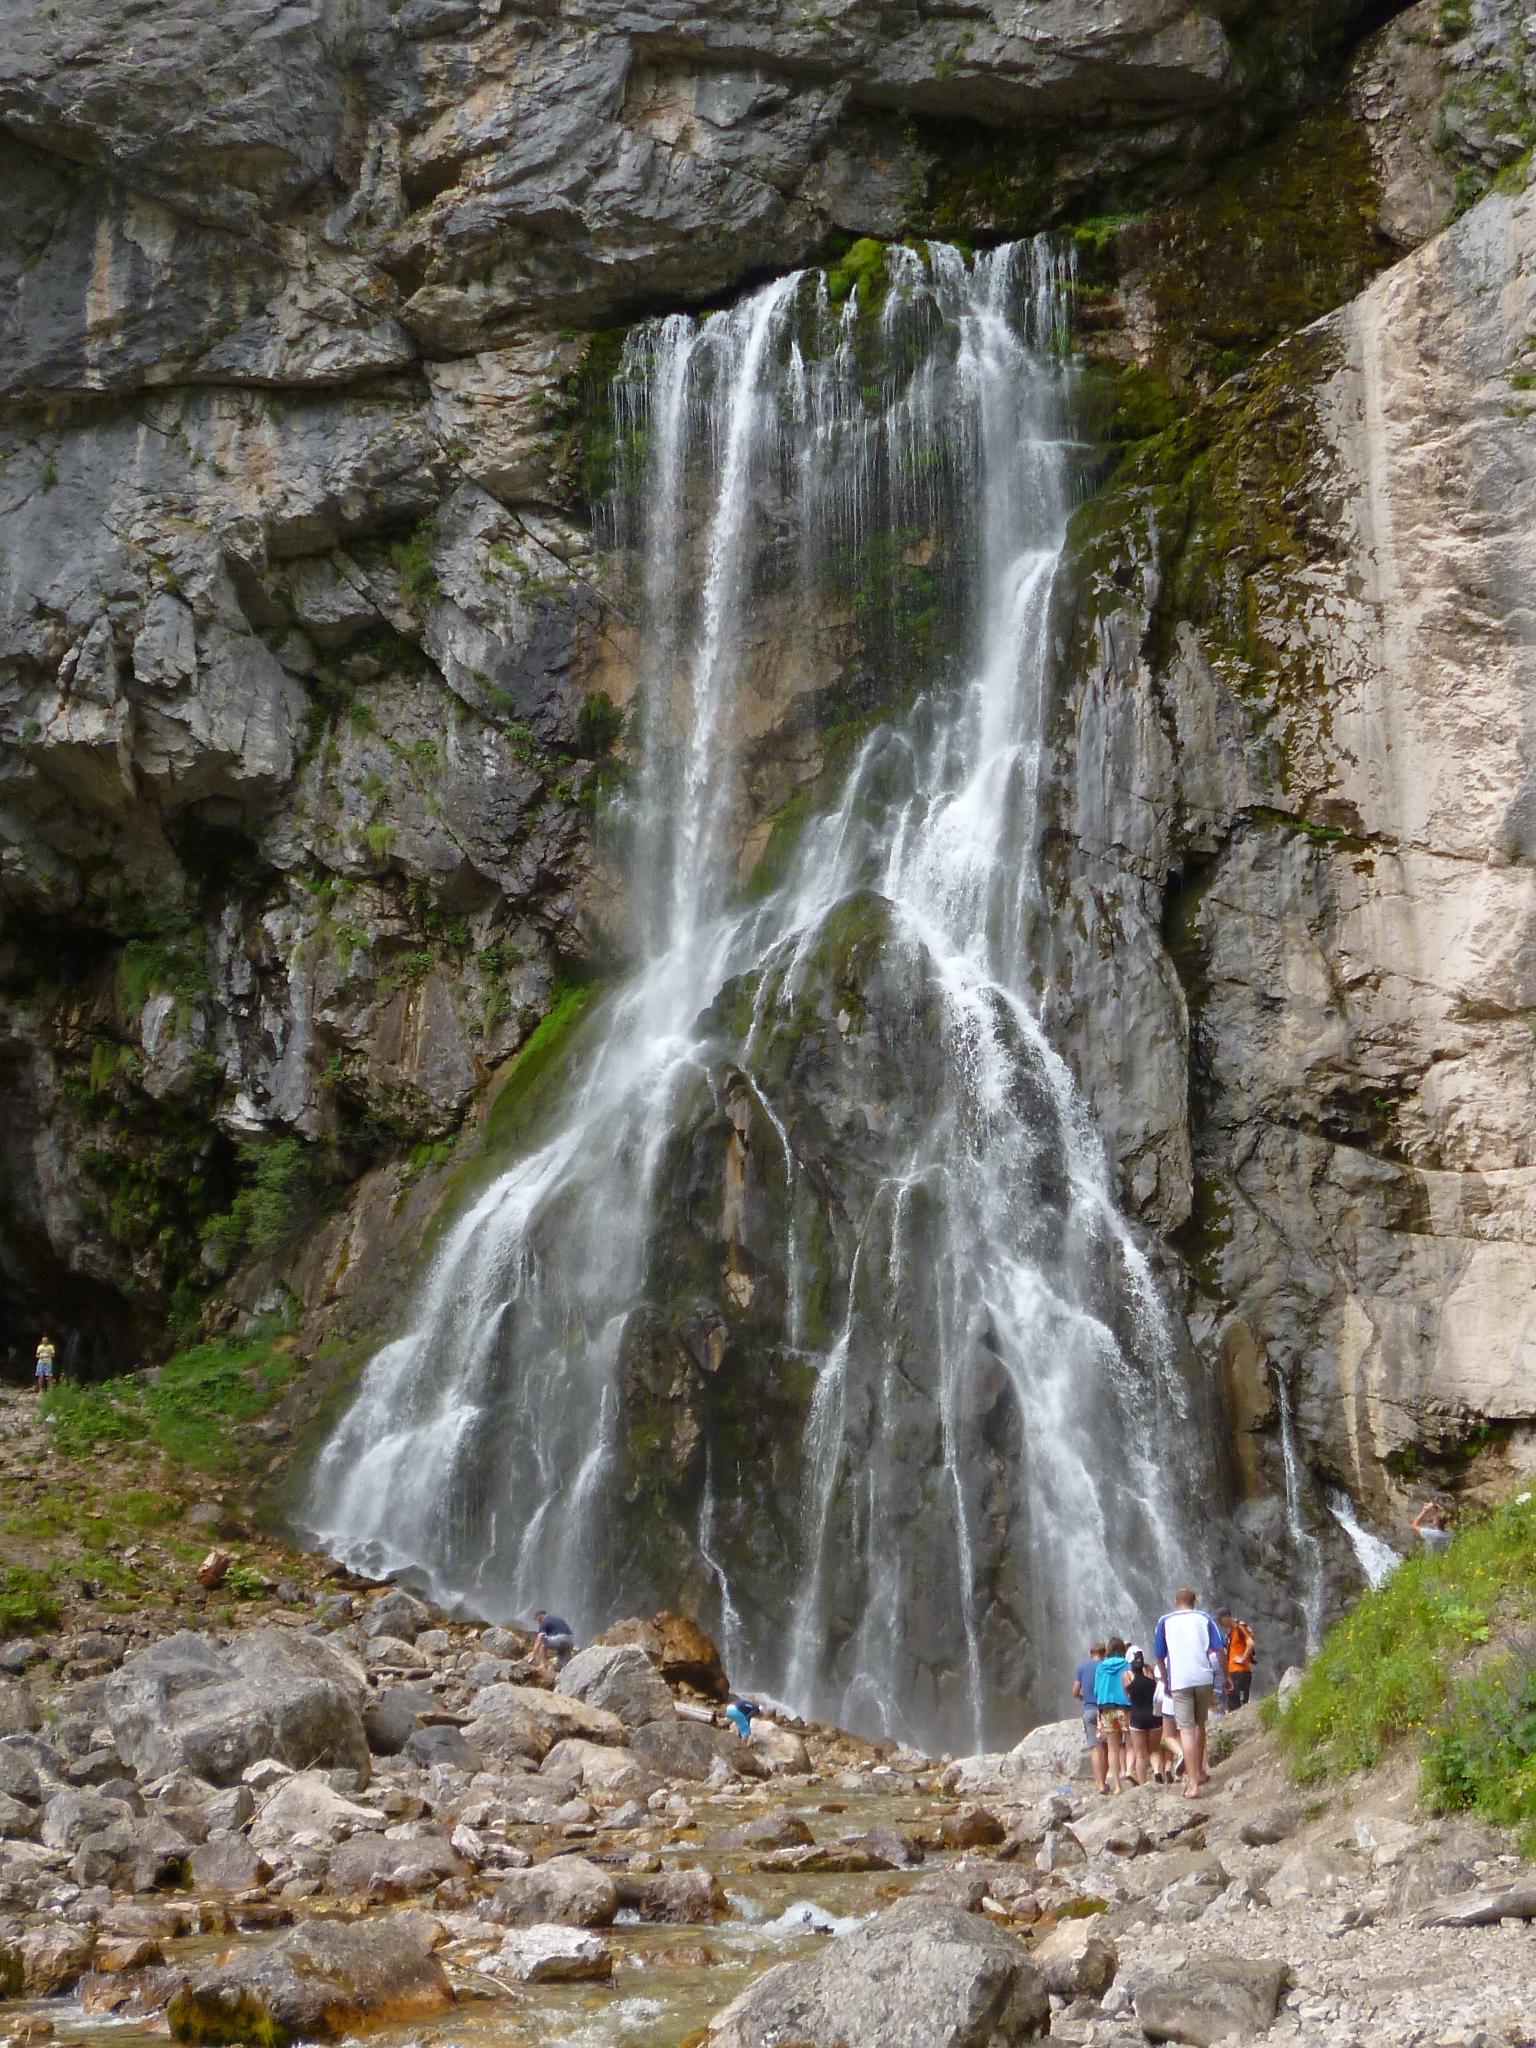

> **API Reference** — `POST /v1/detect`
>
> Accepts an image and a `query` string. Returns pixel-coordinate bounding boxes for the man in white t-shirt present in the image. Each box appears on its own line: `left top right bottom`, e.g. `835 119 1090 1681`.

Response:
1152 1587 1225 1798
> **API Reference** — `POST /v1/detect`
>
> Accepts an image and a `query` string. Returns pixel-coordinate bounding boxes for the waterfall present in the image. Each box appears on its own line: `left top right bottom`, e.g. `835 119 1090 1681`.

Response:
1327 1490 1401 1589
304 242 1213 1752
1276 1379 1327 1654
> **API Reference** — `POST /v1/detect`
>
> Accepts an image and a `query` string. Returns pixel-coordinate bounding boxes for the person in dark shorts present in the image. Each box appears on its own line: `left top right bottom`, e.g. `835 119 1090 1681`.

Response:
1124 1646 1161 1785
1072 1640 1108 1792
531 1610 576 1673
1217 1609 1256 1708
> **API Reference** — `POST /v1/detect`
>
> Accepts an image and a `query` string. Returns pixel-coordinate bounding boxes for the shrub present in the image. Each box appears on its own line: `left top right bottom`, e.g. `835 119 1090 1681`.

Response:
1423 1640 1536 1853
576 691 624 757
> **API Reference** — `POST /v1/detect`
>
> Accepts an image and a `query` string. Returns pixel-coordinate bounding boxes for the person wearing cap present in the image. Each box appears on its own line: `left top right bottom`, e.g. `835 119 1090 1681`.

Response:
1123 1645 1160 1785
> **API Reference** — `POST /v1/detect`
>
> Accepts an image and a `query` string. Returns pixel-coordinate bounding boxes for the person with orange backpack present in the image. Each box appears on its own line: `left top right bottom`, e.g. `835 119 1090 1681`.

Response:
1217 1608 1256 1708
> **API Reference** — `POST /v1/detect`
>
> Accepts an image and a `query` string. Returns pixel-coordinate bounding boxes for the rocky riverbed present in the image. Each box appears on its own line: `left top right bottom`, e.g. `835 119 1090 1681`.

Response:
2 1561 1534 2048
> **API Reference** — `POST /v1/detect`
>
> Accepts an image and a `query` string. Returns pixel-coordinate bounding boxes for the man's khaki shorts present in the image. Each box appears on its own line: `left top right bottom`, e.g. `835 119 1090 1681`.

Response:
1173 1684 1213 1730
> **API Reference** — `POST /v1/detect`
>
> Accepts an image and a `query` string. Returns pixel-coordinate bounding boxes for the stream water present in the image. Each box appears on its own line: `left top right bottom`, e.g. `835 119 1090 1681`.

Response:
306 242 1213 1751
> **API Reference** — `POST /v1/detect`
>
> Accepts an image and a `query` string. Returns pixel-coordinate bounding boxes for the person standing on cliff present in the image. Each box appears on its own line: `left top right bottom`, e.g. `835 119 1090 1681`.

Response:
1153 1587 1225 1798
1073 1640 1109 1792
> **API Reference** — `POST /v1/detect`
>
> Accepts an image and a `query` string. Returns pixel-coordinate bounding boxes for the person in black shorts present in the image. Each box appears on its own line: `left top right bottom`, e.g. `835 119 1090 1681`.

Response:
1124 1646 1161 1786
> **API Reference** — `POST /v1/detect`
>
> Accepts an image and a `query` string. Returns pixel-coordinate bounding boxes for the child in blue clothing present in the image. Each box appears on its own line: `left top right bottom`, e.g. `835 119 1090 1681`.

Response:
1093 1635 1131 1792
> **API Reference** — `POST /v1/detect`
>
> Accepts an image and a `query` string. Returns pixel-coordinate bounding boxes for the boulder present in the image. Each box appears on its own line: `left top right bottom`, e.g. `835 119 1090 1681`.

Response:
327 1831 469 1896
1275 1666 1305 1713
1134 1956 1291 2046
365 1636 430 1674
708 1899 1049 2047
712 1811 815 1851
190 1836 272 1893
42 1787 127 1853
540 1737 661 1802
0 1680 42 1736
0 1745 41 1804
939 1805 1005 1850
1414 1883 1536 1927
248 1771 384 1849
363 1686 435 1757
492 1924 613 1983
1006 1719 1088 1781
105 1631 369 1788
1034 1828 1085 1873
590 1612 730 1699
632 1718 767 1783
167 1915 452 2044
468 1683 626 1747
556 1644 675 1727
361 1590 431 1642
21 1924 96 1996
1237 1802 1300 1847
0 1790 38 1839
629 1868 727 1922
1029 1921 1117 2000
749 1720 811 1773
487 1856 618 1928
402 1723 479 1771
73 1815 194 1891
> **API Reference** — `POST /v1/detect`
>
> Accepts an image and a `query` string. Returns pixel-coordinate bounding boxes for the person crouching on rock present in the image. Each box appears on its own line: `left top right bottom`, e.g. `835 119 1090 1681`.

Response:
725 1698 760 1741
1093 1636 1131 1794
531 1609 576 1674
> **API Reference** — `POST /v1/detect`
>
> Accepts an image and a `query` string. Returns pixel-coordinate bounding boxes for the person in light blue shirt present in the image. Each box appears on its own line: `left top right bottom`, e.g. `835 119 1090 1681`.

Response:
1093 1635 1131 1793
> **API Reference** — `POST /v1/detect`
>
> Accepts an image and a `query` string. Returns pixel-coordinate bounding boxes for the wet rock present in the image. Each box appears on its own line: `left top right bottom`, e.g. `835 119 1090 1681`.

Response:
631 1718 767 1784
105 1631 369 1788
487 1855 618 1928
857 1822 923 1868
712 1811 814 1851
1029 1920 1117 2000
72 1814 194 1891
189 1836 271 1893
1237 1801 1299 1847
490 1923 614 1983
756 1841 896 1874
556 1644 675 1728
167 1914 452 2044
628 1868 728 1922
709 1898 1049 2046
1133 1954 1290 2046
21 1923 96 1997
326 1831 469 1896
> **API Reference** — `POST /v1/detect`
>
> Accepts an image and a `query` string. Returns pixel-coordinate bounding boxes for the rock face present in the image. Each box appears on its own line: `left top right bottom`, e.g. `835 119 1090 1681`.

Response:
1044 165 1536 1640
104 1631 369 1787
708 1899 1050 2048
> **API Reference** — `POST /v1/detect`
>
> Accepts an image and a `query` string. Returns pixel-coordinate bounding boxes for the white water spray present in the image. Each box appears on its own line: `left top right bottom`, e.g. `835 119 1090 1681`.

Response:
306 243 1211 1750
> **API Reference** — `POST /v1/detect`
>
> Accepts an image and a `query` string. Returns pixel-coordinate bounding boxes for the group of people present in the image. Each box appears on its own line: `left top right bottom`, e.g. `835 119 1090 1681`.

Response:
1072 1588 1255 1800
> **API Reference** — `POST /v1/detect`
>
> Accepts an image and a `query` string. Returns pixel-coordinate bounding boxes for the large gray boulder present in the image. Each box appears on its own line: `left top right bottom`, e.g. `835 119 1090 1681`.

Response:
487 1856 618 1929
631 1717 767 1783
1133 1956 1291 2047
709 1900 1049 2047
167 1916 452 2044
104 1630 369 1788
555 1643 675 1728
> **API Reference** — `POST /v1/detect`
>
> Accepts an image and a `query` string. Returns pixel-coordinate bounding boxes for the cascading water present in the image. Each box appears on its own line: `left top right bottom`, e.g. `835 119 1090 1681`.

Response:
1327 1490 1401 1589
1277 1380 1328 1654
305 242 1216 1751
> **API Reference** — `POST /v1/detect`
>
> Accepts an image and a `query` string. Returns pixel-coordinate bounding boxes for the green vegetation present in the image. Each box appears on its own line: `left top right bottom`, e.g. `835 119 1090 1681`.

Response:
1272 1488 1536 1844
200 1136 321 1276
0 1563 62 1638
388 519 441 607
42 1332 297 1475
576 690 624 758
